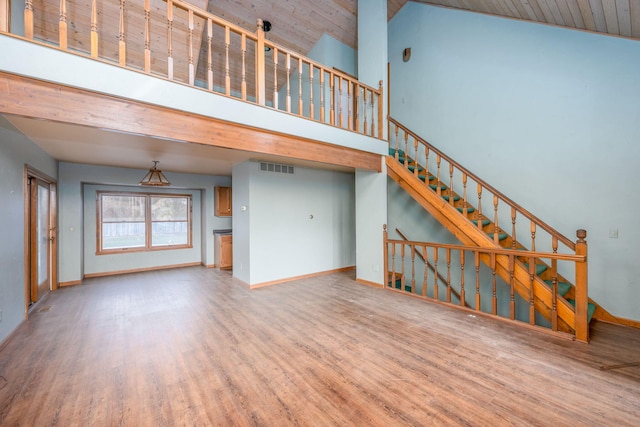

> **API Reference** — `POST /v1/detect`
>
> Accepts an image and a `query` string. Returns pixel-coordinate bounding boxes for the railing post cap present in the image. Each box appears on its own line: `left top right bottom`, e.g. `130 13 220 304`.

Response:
577 229 587 241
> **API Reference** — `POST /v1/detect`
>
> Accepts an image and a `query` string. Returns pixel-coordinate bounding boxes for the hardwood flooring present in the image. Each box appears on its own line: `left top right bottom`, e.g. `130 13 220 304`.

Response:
0 267 638 426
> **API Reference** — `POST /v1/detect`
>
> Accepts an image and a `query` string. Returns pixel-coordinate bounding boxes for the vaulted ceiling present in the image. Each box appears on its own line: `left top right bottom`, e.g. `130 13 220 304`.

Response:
207 0 639 58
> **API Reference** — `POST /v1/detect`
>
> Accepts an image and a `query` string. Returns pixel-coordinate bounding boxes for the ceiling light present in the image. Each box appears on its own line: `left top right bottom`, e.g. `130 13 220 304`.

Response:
139 161 171 186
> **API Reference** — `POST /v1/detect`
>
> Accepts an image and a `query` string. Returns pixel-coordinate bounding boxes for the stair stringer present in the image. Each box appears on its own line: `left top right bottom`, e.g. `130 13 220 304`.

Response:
387 156 576 333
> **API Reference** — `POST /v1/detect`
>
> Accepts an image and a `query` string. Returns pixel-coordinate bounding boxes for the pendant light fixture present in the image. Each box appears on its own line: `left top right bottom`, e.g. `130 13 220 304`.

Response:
139 160 171 186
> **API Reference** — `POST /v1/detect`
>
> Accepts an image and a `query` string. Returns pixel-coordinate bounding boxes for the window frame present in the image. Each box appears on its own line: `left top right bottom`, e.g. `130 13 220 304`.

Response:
96 191 192 255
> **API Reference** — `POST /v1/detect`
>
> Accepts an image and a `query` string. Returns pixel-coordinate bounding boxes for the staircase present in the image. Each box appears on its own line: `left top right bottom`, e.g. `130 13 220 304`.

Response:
384 117 619 342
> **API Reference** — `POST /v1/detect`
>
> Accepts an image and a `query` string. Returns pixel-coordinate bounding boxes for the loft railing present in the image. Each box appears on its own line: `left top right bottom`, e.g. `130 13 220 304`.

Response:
14 0 383 138
384 226 588 341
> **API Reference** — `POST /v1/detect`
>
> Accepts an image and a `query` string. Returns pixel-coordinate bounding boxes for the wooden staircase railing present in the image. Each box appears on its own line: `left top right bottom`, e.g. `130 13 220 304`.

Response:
387 117 592 342
11 0 383 138
394 228 468 308
384 226 588 340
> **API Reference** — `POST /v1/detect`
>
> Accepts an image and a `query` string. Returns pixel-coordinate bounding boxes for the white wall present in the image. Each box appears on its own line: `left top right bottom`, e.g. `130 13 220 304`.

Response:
232 161 251 283
388 3 640 320
58 162 230 283
354 0 388 286
0 117 57 343
233 161 355 286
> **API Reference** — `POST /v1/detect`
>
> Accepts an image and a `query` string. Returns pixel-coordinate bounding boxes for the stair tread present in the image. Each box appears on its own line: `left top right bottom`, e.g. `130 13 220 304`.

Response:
457 207 475 213
418 174 435 181
567 299 597 323
472 219 491 227
522 262 548 275
429 184 447 191
442 195 461 202
408 165 425 173
544 280 572 297
487 232 508 241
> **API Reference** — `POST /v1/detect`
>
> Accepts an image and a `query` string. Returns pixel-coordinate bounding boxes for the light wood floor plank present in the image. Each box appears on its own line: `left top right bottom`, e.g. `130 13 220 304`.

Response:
0 267 639 425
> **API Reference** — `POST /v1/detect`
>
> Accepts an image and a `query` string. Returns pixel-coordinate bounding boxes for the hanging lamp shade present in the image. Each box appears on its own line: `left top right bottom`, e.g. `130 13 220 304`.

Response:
139 161 171 186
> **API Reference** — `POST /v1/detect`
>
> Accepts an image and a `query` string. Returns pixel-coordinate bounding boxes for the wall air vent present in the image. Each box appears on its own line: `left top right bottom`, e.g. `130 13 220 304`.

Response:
260 162 295 174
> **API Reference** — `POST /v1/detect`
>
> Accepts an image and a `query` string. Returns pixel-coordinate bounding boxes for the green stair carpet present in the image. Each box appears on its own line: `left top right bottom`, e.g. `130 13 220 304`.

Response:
472 219 491 227
487 232 508 241
442 195 461 202
522 262 548 276
567 299 597 323
543 280 572 297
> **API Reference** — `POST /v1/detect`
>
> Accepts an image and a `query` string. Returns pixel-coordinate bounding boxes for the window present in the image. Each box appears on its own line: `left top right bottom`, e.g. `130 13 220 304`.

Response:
97 192 192 253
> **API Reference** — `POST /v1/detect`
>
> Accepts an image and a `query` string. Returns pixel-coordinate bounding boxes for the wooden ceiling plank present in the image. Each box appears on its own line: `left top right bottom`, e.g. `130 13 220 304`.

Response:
616 0 632 36
576 0 597 30
507 0 532 20
565 0 586 29
602 0 620 34
631 0 640 37
542 0 566 24
588 0 608 32
527 0 549 21
555 0 577 26
531 0 556 23
517 0 541 21
501 0 522 17
489 0 509 15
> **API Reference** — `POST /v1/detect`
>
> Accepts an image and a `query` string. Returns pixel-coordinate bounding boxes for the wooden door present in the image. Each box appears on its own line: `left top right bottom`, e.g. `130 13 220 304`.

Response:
28 176 56 305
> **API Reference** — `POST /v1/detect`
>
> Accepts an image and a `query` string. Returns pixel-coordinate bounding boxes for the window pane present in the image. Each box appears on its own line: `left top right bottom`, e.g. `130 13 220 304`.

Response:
152 221 188 246
102 195 145 222
151 196 188 221
102 222 146 249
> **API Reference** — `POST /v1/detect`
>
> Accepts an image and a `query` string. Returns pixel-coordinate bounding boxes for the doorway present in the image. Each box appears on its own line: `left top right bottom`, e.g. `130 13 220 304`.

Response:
25 167 57 315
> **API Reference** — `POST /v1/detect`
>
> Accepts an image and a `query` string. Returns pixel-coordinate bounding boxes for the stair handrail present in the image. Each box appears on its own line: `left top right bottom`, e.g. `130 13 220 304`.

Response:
388 116 575 251
13 0 384 138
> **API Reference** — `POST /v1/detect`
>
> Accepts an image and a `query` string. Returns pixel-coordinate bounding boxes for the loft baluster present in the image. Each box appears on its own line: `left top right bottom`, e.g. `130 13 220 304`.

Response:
241 33 247 100
119 0 126 66
59 0 67 49
91 0 99 58
188 10 195 86
167 0 174 80
206 19 213 90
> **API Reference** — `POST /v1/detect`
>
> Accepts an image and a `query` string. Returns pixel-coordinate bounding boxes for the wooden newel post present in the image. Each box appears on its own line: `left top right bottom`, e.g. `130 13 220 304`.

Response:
383 225 388 287
255 19 266 106
575 229 589 343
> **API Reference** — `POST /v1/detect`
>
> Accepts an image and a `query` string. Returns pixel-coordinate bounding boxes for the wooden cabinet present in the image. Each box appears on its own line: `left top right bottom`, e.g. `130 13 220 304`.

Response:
215 186 232 216
215 234 232 269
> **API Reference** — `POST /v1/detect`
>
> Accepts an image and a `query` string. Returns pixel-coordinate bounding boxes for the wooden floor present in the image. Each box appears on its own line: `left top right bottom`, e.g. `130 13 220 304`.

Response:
0 267 639 426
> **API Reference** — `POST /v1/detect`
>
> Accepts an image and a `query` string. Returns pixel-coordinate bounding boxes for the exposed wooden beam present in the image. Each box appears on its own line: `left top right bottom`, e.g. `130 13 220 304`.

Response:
0 71 381 172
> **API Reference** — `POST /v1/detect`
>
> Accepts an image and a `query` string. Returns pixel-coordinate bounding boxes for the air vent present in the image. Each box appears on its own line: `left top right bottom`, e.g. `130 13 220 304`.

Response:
260 162 294 174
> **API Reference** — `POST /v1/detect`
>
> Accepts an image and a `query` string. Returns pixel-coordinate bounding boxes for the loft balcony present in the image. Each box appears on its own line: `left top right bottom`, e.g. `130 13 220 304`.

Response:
0 0 387 171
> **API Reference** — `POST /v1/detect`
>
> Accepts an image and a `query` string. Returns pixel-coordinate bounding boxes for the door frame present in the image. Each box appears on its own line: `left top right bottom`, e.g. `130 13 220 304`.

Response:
24 166 57 319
